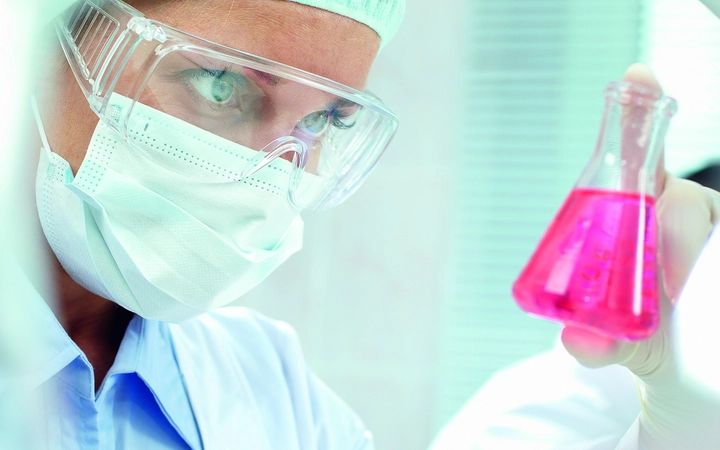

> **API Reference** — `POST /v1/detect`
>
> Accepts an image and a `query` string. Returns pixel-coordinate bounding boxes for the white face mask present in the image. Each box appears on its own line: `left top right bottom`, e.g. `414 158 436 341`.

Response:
35 95 304 322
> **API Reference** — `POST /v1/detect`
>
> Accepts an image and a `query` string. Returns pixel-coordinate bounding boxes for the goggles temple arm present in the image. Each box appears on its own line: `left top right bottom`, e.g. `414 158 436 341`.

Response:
239 136 308 179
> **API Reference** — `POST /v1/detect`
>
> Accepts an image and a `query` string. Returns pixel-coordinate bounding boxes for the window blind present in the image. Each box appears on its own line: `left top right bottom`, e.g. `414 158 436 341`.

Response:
434 0 642 430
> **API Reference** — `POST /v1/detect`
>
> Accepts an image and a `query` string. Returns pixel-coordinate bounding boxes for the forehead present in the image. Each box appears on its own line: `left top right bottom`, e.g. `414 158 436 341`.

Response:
126 0 380 90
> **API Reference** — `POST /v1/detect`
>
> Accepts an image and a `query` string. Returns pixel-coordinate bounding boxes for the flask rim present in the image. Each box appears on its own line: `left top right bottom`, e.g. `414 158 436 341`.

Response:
605 81 678 116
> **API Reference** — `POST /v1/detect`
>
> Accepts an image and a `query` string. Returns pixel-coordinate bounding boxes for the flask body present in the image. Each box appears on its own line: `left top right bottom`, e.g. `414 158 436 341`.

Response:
512 81 676 340
513 188 657 340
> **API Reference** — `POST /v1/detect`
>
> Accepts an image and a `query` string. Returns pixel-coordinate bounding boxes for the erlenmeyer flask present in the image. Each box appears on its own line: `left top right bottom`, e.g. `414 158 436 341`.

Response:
512 81 677 341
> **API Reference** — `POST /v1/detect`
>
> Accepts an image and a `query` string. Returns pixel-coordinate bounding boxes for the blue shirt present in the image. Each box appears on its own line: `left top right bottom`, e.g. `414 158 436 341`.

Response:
11 273 373 450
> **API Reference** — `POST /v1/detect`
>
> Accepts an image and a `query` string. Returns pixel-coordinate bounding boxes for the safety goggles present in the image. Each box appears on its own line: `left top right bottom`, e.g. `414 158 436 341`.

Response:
55 0 398 210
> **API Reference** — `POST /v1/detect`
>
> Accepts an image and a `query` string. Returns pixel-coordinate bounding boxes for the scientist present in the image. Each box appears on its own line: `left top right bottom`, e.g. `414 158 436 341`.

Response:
431 2 720 449
20 0 403 448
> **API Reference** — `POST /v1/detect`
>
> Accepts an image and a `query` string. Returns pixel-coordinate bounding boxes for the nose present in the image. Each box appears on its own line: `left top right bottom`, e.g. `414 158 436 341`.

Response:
244 111 304 162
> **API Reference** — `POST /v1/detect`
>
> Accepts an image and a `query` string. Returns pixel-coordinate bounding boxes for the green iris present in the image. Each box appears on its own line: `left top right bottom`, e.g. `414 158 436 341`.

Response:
298 111 330 136
210 75 234 103
184 69 243 106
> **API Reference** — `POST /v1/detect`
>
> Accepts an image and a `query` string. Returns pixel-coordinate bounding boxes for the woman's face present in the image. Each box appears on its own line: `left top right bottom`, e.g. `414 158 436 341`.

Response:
45 0 381 173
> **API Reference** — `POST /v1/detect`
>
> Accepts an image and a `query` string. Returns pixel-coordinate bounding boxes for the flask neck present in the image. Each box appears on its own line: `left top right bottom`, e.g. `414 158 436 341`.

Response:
576 81 677 197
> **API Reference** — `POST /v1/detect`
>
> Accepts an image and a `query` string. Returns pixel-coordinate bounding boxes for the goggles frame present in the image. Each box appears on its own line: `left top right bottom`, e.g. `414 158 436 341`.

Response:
55 0 399 210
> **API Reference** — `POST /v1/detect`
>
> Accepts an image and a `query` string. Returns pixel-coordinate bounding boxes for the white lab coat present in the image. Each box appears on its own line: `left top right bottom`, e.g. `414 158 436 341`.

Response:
430 340 643 450
168 308 375 450
4 265 374 450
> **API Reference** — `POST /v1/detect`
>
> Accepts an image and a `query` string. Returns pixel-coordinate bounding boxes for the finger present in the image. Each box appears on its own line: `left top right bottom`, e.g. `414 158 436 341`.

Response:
655 156 667 199
709 185 720 226
618 63 667 197
657 176 720 301
561 325 639 368
621 63 662 92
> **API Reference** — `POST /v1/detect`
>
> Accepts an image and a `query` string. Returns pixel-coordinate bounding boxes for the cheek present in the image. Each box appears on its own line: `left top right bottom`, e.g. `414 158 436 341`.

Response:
44 70 99 175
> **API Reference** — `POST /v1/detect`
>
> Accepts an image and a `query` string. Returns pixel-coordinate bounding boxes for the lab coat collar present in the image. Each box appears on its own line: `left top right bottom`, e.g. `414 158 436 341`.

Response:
7 267 202 450
109 316 203 450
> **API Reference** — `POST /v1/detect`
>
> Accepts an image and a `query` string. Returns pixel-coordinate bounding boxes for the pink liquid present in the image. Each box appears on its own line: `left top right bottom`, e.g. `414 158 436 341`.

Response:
512 188 659 341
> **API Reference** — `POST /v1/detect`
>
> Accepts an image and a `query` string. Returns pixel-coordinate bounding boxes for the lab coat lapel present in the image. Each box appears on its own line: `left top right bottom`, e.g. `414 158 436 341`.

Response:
170 319 272 450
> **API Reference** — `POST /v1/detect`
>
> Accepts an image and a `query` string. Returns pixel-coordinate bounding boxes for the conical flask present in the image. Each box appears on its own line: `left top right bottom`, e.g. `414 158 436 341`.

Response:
512 81 677 341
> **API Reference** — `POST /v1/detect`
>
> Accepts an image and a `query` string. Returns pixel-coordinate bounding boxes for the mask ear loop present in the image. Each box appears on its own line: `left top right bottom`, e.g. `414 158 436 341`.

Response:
30 95 54 159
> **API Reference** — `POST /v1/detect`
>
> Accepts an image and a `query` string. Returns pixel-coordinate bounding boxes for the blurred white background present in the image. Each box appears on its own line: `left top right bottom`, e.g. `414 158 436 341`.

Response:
0 1 77 447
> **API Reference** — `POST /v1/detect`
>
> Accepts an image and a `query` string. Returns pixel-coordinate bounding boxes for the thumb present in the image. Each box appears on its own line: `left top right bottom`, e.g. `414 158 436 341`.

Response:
618 62 667 198
657 176 720 301
561 325 639 368
562 295 672 378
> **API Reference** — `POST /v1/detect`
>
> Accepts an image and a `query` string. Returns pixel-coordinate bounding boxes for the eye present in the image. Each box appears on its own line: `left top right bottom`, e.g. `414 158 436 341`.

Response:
297 111 331 138
185 69 243 106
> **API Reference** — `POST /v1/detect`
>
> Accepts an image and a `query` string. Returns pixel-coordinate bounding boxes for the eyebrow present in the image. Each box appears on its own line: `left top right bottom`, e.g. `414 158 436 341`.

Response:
249 69 282 86
247 67 360 110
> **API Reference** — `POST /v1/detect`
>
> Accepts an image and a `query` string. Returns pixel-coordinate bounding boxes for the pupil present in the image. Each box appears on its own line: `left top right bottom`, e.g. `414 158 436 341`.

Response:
308 112 326 131
211 77 233 102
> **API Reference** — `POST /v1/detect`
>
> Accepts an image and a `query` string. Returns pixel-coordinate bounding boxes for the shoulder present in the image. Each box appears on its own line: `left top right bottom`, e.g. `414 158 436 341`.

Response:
168 307 374 450
431 338 640 450
173 307 302 359
174 305 296 337
168 307 310 402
